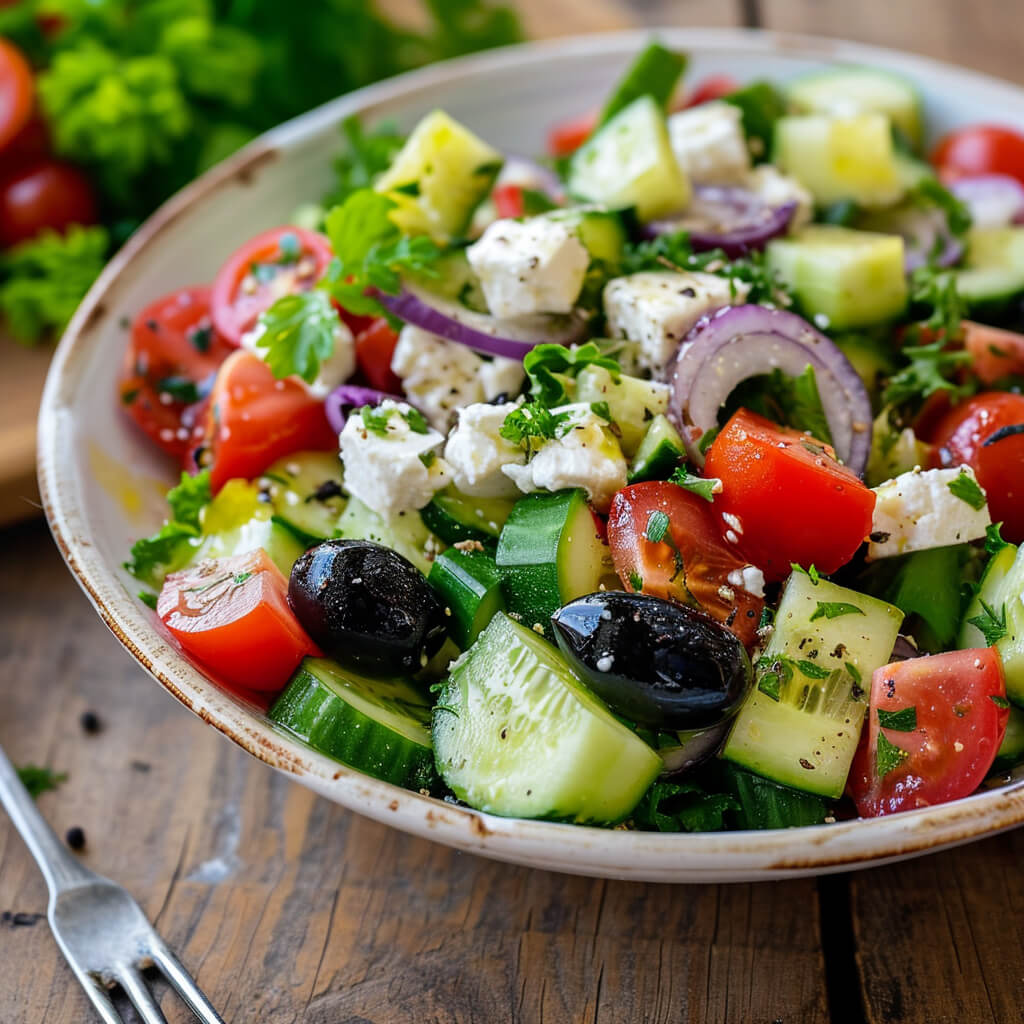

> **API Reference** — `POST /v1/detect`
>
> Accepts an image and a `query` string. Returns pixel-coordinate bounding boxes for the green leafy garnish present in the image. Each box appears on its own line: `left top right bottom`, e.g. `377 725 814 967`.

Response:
17 764 67 800
697 427 719 455
668 466 720 502
138 590 158 610
986 522 1009 556
968 599 1008 646
875 729 910 778
166 470 211 531
723 365 833 445
810 601 865 622
877 706 918 732
403 407 431 434
254 290 340 384
644 510 670 543
360 404 394 437
499 401 569 450
796 659 831 680
522 342 620 406
991 695 1011 710
418 450 437 468
324 115 405 207
947 468 987 511
628 571 644 591
632 779 738 833
845 661 863 687
791 563 821 584
910 178 972 239
643 509 693 594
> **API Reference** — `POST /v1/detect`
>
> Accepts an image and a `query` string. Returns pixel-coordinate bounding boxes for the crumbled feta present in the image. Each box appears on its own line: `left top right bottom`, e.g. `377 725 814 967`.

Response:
444 402 526 499
501 403 627 510
727 565 766 599
339 400 451 518
603 271 749 377
667 101 750 185
868 466 991 559
390 325 522 431
241 319 355 399
467 216 589 318
744 164 815 232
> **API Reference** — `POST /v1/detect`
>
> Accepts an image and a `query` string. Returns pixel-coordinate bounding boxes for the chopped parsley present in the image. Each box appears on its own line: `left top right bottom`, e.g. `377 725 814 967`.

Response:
17 765 67 800
875 729 910 778
723 365 833 445
166 470 211 530
791 563 821 584
845 661 863 687
360 404 394 437
967 598 1008 646
668 466 720 502
403 407 430 434
697 427 720 455
877 706 917 732
796 659 831 680
157 375 201 404
643 510 693 594
523 341 620 406
644 510 670 543
255 289 339 384
138 590 158 610
418 450 437 468
810 601 865 622
947 468 987 510
628 571 644 591
499 401 569 449
632 779 738 833
589 400 613 423
991 695 1012 710
986 522 1009 556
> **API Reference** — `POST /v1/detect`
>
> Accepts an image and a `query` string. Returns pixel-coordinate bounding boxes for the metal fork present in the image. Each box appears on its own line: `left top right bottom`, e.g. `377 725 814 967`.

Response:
0 742 224 1024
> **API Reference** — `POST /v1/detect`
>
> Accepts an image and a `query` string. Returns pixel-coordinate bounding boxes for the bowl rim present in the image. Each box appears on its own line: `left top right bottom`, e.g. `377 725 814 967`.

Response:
38 26 1024 882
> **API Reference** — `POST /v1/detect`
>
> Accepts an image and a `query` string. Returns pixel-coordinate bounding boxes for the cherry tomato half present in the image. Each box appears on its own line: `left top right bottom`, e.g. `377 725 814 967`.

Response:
547 110 597 158
607 481 765 648
197 350 337 493
847 648 1008 817
120 286 233 458
931 125 1024 185
703 409 876 581
929 391 1024 543
158 549 319 695
682 75 739 108
962 320 1024 384
210 226 334 345
354 317 402 394
492 183 526 219
0 160 97 246
0 39 33 155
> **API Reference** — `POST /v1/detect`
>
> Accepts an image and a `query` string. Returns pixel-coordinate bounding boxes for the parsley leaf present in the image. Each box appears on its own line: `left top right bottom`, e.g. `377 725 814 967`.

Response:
360 404 394 437
16 764 67 800
796 659 832 680
810 601 865 622
138 590 159 610
628 570 644 591
968 599 1009 646
645 510 670 543
499 401 569 450
522 342 620 406
723 365 833 445
910 177 972 239
668 466 721 502
632 779 738 833
255 286 343 383
324 116 405 207
991 695 1011 710
947 468 987 511
124 521 197 588
403 406 430 434
986 523 1009 556
876 728 910 778
791 563 821 584
877 706 918 731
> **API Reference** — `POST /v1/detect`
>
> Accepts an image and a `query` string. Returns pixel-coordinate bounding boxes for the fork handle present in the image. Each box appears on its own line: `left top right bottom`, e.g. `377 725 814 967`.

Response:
0 743 94 895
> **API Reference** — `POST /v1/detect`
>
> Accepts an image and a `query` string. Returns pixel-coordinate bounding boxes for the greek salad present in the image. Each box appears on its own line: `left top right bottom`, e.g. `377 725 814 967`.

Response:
121 43 1024 832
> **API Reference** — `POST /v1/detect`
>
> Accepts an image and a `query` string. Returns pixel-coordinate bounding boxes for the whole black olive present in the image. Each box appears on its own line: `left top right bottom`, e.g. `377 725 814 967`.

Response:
289 540 447 676
551 592 752 730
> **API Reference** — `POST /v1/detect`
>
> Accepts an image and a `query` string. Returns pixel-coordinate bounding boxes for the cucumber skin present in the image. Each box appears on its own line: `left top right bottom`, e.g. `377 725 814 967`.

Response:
598 42 687 126
628 414 686 483
270 663 439 791
428 549 506 649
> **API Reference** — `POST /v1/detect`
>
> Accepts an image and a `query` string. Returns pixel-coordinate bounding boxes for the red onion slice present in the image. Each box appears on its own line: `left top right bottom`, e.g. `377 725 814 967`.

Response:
668 305 873 477
498 155 565 204
645 185 797 257
378 280 587 359
325 385 404 434
949 174 1024 228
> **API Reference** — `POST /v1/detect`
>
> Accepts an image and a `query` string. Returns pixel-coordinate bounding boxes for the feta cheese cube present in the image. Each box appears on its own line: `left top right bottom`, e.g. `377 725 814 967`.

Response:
241 319 356 399
501 403 627 511
603 271 749 377
744 164 815 232
467 217 589 318
444 402 526 498
668 102 750 185
339 400 451 518
478 354 526 403
868 466 991 559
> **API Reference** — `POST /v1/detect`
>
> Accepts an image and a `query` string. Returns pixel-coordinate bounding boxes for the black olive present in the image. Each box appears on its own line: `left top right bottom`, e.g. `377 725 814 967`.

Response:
289 540 447 676
551 592 752 730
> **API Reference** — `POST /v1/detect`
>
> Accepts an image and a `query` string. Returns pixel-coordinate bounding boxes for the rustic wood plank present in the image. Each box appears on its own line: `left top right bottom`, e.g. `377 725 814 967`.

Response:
0 522 830 1023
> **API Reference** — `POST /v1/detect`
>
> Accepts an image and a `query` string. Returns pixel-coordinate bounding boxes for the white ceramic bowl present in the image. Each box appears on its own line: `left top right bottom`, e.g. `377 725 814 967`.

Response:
39 28 1024 882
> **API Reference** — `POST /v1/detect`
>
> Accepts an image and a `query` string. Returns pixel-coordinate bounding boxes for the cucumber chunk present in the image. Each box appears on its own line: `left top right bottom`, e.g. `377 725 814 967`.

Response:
336 496 442 575
993 705 1024 773
496 489 613 636
568 95 691 222
773 113 903 206
421 487 515 546
955 227 1024 316
375 110 503 241
597 42 687 127
428 548 505 649
767 224 908 329
544 207 628 268
574 364 669 455
433 613 662 822
723 572 904 797
628 414 686 483
270 657 437 789
262 451 346 544
785 66 924 150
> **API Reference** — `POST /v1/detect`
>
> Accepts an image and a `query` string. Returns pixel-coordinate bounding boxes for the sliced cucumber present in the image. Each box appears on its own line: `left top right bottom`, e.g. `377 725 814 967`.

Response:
261 451 346 544
716 762 828 830
766 224 908 329
785 66 924 150
420 486 515 546
574 364 669 455
544 207 628 267
723 572 904 798
335 496 442 575
773 113 903 207
374 110 502 241
427 548 505 649
834 332 898 401
270 657 437 790
628 414 686 483
865 410 929 488
568 95 691 222
597 42 687 127
433 613 662 822
955 227 1024 316
495 489 613 636
993 705 1024 773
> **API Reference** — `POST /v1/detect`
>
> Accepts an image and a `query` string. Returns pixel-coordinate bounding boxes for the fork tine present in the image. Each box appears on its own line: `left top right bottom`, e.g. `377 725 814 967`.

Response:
151 945 226 1024
75 973 124 1024
118 968 169 1024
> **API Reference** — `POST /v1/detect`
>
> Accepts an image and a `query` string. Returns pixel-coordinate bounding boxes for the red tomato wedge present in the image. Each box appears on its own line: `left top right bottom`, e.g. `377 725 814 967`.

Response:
547 110 597 157
607 482 765 648
683 74 739 108
210 226 334 345
847 648 1009 818
492 182 526 219
703 409 876 581
354 317 402 393
963 320 1024 384
158 550 318 694
0 160 97 246
197 350 337 493
120 286 233 458
0 39 33 154
929 391 1024 543
931 124 1024 184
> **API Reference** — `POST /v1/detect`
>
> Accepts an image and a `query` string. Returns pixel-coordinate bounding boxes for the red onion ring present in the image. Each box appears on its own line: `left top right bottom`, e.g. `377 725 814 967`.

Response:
498 156 566 204
667 305 873 477
325 385 404 434
645 185 798 257
378 280 587 359
949 174 1024 228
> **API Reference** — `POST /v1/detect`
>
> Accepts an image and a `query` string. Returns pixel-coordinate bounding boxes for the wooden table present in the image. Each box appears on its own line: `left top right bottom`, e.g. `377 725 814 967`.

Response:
4 2 1024 1021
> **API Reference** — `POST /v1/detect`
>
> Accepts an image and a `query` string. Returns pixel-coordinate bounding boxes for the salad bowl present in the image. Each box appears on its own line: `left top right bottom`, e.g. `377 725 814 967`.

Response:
38 27 1024 882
